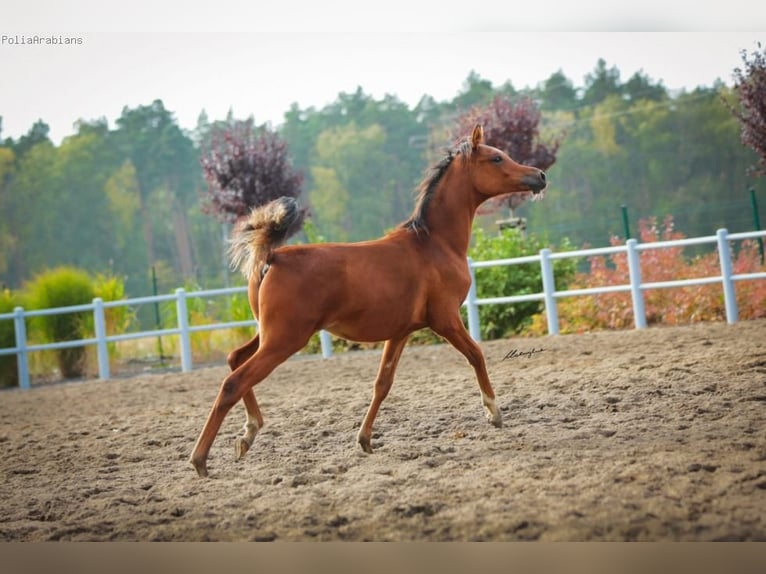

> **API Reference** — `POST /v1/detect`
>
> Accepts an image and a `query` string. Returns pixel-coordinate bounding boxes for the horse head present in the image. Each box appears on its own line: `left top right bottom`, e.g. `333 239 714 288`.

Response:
467 124 547 200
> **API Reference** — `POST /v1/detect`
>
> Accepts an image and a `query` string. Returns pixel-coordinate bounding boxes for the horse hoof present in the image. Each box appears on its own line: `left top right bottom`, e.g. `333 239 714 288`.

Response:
190 457 209 478
234 437 251 460
357 436 374 454
487 413 503 428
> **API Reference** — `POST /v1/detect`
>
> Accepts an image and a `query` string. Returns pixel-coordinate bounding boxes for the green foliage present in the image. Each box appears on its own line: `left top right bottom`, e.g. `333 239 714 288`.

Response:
468 226 577 339
309 122 400 241
0 289 20 387
92 273 134 362
24 267 95 378
525 86 758 250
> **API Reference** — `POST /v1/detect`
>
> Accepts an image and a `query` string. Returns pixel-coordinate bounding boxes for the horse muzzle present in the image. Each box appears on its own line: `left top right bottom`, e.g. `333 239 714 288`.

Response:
522 170 547 194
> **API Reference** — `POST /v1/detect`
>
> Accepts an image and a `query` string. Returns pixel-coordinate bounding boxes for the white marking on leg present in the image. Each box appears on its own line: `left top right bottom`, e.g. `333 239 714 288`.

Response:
481 391 503 427
242 415 261 446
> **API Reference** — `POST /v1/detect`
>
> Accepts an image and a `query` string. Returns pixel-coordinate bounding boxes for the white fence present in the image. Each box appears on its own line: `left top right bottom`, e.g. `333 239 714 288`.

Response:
2 228 765 390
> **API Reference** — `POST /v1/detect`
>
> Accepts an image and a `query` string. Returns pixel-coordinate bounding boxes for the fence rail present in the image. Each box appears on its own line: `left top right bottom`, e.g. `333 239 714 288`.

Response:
2 228 765 390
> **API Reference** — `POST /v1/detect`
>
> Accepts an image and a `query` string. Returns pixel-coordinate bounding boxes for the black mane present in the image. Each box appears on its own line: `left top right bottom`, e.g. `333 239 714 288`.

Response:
399 140 472 235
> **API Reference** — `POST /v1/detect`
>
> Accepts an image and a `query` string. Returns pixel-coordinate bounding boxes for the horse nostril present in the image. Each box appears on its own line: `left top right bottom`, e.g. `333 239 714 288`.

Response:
539 170 547 183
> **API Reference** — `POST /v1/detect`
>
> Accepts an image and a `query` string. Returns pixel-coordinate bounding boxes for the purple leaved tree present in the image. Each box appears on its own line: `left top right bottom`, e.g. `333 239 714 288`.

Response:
726 42 766 178
200 119 306 235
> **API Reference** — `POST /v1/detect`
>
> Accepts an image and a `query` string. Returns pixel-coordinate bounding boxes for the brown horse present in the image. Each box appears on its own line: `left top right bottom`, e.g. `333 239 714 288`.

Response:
189 125 547 477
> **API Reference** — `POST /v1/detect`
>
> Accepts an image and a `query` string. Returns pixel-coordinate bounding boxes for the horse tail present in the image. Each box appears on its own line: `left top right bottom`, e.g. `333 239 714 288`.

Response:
228 196 301 280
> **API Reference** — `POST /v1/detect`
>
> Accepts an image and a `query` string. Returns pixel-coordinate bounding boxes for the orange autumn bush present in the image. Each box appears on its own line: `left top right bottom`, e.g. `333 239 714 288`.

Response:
527 216 766 335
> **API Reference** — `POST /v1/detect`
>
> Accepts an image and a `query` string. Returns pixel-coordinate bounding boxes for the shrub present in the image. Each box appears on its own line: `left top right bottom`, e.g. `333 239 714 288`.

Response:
468 225 577 339
0 289 20 387
226 288 256 341
25 267 95 378
731 238 766 320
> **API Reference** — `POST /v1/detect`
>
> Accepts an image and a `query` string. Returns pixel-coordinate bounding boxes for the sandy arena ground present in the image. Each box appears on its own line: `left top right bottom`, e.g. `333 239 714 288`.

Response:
1 319 765 541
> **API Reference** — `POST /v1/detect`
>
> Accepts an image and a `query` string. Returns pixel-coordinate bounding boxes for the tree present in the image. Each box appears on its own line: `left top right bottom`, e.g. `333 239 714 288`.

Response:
2 138 57 284
453 71 496 111
538 69 579 111
726 42 766 178
11 120 51 159
0 144 16 278
115 100 200 281
582 59 622 107
309 123 395 241
623 70 667 103
200 118 306 232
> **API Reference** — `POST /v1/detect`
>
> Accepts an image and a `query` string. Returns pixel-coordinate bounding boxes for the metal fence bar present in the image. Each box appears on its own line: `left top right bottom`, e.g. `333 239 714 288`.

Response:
13 307 29 390
553 285 632 297
626 239 647 329
641 277 723 290
465 257 481 341
319 330 333 359
189 320 259 334
732 271 766 281
474 293 546 305
635 235 718 250
539 248 559 335
717 229 738 324
93 297 110 381
175 288 193 372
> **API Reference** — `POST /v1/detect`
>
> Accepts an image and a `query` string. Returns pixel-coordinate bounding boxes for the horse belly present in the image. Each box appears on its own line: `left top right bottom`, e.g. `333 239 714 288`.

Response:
325 294 425 343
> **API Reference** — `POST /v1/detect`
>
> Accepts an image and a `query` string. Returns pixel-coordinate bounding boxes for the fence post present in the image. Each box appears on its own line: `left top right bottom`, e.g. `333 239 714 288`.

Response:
93 298 110 380
175 288 193 372
540 249 559 335
621 204 631 240
716 228 738 324
750 187 764 264
319 330 333 358
13 307 30 390
626 239 647 329
465 257 481 342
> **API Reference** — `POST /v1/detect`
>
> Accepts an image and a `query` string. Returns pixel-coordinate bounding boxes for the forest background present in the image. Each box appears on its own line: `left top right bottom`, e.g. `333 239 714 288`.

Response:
0 59 761 308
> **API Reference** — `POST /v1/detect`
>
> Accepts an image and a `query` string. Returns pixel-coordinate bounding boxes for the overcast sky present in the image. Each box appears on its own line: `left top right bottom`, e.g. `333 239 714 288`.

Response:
1 2 764 143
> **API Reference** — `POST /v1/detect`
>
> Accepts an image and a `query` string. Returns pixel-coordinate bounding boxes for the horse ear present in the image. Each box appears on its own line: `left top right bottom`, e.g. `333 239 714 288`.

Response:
471 124 484 149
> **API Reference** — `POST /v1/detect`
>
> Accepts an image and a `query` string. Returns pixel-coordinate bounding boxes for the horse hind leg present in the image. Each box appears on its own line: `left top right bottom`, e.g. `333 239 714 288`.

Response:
227 334 264 460
357 336 409 453
190 333 309 478
234 390 263 460
227 334 260 371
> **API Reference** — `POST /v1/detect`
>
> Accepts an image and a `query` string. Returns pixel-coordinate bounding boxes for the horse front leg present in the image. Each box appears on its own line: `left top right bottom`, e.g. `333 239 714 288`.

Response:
357 335 409 453
432 317 502 428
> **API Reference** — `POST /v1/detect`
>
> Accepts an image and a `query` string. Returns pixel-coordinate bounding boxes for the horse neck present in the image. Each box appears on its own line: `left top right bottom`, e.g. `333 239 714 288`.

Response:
425 167 480 256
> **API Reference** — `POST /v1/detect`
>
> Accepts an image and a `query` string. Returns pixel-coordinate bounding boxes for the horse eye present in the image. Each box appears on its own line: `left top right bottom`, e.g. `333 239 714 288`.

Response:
492 155 503 164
